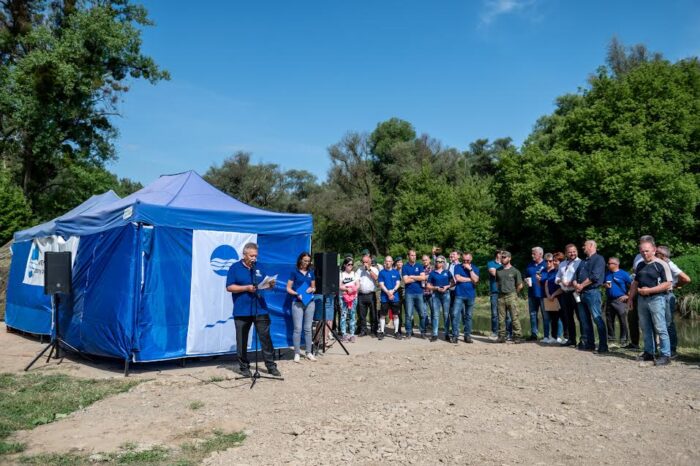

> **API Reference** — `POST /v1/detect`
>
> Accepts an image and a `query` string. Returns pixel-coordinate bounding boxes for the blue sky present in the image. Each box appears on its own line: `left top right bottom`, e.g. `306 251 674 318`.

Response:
111 0 700 184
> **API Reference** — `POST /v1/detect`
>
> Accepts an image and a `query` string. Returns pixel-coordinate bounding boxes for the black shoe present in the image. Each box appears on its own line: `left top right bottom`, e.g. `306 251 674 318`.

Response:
394 332 403 340
526 334 538 341
593 349 609 355
464 336 473 343
430 335 438 342
636 352 654 362
496 336 506 343
405 333 412 340
451 337 459 344
239 367 252 378
358 330 368 337
444 334 451 342
268 367 282 377
577 346 595 352
512 338 523 344
623 343 640 350
655 356 671 366
418 333 426 339
378 332 385 340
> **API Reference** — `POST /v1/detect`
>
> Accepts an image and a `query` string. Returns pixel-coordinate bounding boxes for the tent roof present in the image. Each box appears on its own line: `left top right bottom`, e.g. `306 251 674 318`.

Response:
13 190 121 242
56 171 313 236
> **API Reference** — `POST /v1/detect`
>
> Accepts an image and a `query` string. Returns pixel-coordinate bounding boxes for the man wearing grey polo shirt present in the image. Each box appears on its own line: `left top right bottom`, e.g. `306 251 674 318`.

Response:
555 244 581 347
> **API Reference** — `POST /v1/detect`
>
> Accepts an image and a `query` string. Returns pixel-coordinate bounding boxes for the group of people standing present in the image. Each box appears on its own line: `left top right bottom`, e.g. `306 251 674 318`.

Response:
227 235 691 378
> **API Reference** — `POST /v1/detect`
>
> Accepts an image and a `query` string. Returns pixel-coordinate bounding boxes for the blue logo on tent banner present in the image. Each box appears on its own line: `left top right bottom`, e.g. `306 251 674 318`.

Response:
210 245 238 276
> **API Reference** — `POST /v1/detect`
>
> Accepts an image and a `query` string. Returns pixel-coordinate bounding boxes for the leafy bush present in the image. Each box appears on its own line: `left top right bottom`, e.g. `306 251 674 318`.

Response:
672 254 700 298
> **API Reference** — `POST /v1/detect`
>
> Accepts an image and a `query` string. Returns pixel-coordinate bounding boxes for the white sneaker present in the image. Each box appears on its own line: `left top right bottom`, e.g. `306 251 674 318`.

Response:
556 337 564 344
306 352 317 362
294 354 301 363
542 337 552 344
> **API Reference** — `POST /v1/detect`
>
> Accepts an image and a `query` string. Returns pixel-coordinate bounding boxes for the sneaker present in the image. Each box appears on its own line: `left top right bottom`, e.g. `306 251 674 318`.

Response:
350 335 357 343
556 337 564 344
418 333 426 339
541 337 551 344
293 354 301 363
405 333 412 340
451 337 459 344
394 333 403 340
655 356 671 366
268 367 282 377
496 336 506 343
430 335 438 342
489 332 498 340
239 367 252 377
306 352 317 362
464 336 474 343
623 343 640 350
512 338 523 344
636 352 654 362
378 332 385 340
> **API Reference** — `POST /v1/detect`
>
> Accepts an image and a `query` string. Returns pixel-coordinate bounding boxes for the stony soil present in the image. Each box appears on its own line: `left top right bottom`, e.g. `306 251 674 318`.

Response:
2 323 699 465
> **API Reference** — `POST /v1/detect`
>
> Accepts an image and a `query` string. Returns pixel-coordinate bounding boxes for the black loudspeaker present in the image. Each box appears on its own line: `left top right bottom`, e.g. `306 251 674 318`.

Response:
314 252 339 295
44 251 72 295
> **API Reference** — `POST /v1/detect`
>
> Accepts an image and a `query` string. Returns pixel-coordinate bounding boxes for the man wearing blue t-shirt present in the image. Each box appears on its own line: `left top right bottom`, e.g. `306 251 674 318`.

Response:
427 255 453 342
401 249 426 339
604 257 631 345
226 242 280 377
453 252 480 343
378 256 402 340
525 246 547 341
574 240 607 353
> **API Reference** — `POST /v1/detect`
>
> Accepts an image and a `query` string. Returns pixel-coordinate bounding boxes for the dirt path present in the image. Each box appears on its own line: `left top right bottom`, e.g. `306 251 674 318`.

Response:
3 324 699 465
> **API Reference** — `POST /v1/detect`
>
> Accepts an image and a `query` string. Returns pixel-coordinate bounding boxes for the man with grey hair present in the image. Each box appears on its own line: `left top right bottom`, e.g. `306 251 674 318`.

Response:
655 245 691 357
226 242 280 377
524 246 547 340
574 240 607 352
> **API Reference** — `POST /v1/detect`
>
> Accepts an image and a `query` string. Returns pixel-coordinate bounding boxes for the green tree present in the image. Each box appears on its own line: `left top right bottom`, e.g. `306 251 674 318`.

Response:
496 41 700 259
0 168 32 242
0 0 168 219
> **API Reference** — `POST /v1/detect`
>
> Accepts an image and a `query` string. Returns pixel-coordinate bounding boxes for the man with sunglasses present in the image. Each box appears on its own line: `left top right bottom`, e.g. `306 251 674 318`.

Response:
453 252 480 343
402 250 427 339
604 257 632 346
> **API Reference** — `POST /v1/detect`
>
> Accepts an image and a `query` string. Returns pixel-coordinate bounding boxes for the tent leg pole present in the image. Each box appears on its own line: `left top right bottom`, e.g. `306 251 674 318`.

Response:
124 359 130 377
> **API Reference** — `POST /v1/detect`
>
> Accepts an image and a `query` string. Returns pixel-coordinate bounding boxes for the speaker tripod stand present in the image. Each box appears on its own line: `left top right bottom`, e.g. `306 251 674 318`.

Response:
312 294 349 356
25 294 65 371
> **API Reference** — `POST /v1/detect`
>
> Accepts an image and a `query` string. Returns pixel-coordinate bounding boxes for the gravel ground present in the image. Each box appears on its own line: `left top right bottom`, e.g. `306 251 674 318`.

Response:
3 323 699 465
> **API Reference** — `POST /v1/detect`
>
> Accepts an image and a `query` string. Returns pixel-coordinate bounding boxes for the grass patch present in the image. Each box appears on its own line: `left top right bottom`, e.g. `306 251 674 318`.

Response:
0 373 139 456
17 431 245 465
188 400 204 410
207 375 225 383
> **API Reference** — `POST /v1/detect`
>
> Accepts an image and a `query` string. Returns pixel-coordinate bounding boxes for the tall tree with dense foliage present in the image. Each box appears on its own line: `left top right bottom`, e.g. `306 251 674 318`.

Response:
496 41 700 258
0 0 168 220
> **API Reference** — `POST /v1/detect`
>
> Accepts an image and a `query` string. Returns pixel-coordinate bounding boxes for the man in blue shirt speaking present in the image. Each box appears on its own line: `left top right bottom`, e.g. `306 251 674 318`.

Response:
226 242 281 377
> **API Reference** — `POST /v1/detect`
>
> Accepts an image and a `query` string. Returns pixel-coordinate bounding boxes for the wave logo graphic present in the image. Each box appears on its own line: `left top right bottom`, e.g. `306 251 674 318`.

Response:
210 245 238 276
27 244 41 278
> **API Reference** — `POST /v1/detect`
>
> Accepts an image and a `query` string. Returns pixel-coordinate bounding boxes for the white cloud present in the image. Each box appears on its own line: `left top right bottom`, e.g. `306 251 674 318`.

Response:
480 0 537 26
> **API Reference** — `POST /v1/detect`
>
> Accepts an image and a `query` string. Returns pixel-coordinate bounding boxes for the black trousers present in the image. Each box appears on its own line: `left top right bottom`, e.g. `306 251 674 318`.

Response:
356 292 377 334
606 298 629 343
235 314 276 370
628 296 640 346
560 291 577 345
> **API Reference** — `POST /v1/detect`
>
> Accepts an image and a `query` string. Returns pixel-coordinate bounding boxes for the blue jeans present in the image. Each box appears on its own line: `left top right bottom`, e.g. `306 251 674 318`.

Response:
639 294 670 357
340 297 357 336
431 292 451 337
664 293 677 353
453 296 474 338
292 300 315 354
424 294 434 329
581 290 607 351
491 292 511 336
528 295 543 336
404 293 426 334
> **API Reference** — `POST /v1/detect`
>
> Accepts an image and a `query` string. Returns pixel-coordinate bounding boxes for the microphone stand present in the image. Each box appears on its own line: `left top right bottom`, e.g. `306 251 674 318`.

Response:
235 261 283 389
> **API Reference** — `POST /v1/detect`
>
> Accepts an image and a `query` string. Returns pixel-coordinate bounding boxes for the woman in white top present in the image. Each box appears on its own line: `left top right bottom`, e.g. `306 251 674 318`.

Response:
339 257 360 342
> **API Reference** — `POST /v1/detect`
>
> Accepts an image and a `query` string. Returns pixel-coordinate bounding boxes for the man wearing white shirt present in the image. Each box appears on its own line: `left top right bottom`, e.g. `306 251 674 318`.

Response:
555 244 582 347
356 253 379 337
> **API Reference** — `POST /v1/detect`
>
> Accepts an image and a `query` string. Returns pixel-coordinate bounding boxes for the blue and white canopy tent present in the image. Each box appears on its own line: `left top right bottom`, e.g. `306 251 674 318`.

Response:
52 171 312 365
6 190 121 335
